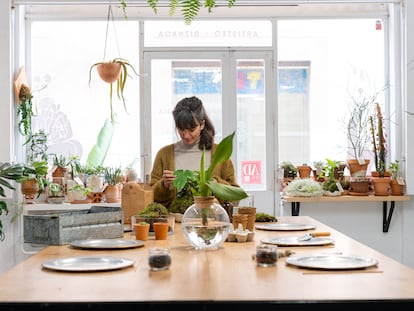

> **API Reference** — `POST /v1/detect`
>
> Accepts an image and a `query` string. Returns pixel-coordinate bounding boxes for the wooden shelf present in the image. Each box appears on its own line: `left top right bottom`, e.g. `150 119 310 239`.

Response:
281 195 411 232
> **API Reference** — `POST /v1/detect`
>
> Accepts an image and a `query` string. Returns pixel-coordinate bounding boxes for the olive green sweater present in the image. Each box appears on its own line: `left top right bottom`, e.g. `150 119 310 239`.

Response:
149 143 240 209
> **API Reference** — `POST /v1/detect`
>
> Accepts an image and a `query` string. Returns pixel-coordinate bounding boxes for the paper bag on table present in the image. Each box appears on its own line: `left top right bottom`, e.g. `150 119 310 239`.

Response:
121 182 154 225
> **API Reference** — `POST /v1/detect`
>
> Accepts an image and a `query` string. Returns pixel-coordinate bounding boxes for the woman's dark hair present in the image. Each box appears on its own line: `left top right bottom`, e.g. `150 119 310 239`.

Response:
173 96 215 150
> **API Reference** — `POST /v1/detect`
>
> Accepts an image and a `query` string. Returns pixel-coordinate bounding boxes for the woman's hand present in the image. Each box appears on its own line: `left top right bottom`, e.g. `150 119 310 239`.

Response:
162 170 175 189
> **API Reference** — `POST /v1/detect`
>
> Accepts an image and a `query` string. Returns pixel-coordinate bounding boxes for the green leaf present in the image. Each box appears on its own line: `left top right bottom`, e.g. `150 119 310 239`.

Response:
205 131 235 180
86 118 114 168
206 181 248 201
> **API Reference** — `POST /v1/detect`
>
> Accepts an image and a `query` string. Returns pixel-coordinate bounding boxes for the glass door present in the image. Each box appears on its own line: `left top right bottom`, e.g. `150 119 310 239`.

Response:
143 50 277 215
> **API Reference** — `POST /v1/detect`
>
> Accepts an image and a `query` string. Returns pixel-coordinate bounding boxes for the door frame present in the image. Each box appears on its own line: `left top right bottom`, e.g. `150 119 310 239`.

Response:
142 49 279 215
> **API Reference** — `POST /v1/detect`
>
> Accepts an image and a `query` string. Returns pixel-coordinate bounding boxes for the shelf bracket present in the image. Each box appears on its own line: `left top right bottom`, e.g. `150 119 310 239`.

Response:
291 202 300 216
383 201 395 233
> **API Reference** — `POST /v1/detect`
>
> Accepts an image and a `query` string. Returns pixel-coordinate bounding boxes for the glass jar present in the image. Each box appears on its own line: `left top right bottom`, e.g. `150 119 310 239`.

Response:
256 244 278 267
181 196 231 250
148 247 171 271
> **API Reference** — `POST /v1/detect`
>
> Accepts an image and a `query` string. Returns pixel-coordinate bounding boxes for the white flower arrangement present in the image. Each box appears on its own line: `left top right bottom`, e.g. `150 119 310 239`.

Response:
284 178 324 197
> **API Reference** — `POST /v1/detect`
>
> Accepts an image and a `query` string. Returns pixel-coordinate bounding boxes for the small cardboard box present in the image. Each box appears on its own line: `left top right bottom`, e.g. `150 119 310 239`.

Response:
23 206 124 245
121 182 154 225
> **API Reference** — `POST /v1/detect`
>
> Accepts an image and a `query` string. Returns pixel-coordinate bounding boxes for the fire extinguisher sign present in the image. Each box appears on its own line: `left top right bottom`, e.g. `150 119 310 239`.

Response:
241 161 261 184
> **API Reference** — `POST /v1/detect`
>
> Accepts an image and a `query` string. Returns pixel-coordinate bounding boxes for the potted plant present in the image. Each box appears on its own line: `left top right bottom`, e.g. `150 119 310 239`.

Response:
67 183 93 202
369 103 391 195
103 166 123 203
389 160 405 196
17 160 49 202
16 84 34 138
133 221 150 241
89 58 140 123
172 131 248 250
321 158 341 196
47 182 65 204
343 71 386 176
0 162 25 241
51 154 69 179
297 163 312 178
135 202 170 234
279 161 298 189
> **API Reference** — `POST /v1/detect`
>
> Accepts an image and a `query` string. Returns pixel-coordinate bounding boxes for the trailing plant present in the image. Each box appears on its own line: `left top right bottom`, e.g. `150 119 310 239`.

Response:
17 84 34 137
89 58 140 123
369 103 387 177
147 0 237 25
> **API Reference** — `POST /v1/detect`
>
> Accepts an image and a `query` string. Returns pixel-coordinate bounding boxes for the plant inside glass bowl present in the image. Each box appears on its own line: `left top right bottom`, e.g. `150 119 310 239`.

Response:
173 131 248 225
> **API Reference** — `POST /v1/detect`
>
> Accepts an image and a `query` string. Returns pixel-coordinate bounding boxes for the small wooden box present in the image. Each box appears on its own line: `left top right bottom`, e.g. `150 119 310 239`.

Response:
23 206 124 245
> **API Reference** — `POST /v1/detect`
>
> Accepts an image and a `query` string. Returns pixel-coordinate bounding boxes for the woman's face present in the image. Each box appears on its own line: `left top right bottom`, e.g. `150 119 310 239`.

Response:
177 120 205 145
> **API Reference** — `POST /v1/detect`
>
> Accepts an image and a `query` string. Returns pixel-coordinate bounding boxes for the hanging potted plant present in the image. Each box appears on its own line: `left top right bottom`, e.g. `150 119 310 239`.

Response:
88 5 141 123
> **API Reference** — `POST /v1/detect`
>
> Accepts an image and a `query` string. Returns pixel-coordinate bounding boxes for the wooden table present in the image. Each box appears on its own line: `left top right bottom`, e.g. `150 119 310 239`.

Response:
1 216 414 309
282 195 411 232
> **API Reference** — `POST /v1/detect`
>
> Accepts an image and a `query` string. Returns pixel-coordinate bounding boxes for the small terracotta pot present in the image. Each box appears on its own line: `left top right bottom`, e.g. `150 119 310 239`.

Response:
134 223 150 241
153 222 169 240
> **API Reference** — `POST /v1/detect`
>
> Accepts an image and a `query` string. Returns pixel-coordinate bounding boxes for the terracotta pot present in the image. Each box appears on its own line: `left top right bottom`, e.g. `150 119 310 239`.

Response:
21 179 39 202
390 179 404 196
347 159 370 177
371 171 391 178
134 223 150 241
297 165 312 178
153 222 169 240
97 62 122 83
104 184 121 203
349 179 370 196
371 177 391 196
52 166 67 178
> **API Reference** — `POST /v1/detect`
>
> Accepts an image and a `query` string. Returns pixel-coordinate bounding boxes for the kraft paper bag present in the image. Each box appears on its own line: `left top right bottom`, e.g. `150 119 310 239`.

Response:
121 182 154 225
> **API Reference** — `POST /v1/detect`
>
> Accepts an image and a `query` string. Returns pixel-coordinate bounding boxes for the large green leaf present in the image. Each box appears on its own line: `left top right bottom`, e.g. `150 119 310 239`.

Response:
86 119 114 168
205 131 235 180
206 181 248 201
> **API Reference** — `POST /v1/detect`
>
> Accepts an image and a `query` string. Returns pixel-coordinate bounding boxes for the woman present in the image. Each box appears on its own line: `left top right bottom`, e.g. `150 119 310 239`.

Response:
149 96 240 209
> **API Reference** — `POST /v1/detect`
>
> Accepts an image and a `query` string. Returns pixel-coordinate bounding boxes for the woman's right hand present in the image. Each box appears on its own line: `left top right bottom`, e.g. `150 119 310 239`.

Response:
162 170 175 189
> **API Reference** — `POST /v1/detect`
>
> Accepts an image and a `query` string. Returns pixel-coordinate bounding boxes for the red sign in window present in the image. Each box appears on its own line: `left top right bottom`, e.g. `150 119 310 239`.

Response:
241 161 261 184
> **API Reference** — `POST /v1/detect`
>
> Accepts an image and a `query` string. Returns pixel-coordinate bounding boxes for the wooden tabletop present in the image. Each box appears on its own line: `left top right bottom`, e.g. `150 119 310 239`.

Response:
1 216 414 307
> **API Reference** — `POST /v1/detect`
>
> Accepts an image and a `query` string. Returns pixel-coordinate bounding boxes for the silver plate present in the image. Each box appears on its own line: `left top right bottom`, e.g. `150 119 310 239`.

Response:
42 256 134 272
261 236 335 246
286 254 378 270
70 239 145 250
255 223 316 231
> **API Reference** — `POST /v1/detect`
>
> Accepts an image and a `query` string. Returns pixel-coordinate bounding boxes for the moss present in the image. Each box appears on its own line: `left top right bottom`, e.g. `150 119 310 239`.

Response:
170 196 194 214
138 202 169 217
